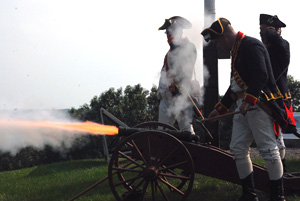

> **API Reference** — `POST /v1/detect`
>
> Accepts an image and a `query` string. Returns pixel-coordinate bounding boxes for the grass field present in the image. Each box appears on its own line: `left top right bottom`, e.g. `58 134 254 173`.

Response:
0 158 299 201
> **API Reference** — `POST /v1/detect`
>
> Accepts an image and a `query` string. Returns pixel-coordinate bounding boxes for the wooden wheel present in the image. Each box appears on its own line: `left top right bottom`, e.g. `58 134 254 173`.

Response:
108 131 194 201
134 121 189 190
113 121 178 191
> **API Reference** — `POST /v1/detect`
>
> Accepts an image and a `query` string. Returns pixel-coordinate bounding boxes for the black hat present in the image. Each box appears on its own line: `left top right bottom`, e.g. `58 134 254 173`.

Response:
260 14 286 28
201 17 231 42
158 16 192 30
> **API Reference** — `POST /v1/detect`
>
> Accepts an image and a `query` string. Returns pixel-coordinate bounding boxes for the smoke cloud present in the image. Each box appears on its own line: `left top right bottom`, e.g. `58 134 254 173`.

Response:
0 109 83 155
184 18 206 106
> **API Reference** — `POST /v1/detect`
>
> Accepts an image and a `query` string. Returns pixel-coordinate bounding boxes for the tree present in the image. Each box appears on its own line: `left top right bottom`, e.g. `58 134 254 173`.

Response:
147 86 159 121
122 84 149 126
70 103 91 120
69 84 160 126
93 87 124 122
287 75 300 112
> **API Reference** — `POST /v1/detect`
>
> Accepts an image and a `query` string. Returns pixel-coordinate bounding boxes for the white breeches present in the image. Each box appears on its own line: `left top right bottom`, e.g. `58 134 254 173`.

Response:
158 89 195 134
276 131 286 150
276 130 286 159
230 99 283 180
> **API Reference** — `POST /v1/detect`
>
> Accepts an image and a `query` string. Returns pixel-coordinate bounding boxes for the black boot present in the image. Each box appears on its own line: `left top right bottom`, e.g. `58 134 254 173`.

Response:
281 158 288 173
269 177 286 201
238 172 259 201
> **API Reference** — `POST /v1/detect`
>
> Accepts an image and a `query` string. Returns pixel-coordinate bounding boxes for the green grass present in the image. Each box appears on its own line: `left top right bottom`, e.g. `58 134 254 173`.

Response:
0 159 112 201
0 158 299 201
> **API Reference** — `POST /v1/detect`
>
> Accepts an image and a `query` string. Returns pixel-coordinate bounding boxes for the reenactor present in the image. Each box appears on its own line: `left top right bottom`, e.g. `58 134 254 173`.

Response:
157 16 197 135
260 14 298 173
202 17 286 201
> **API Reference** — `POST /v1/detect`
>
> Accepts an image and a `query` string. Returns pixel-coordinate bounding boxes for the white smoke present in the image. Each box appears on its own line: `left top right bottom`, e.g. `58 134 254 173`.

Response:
0 109 83 155
202 64 211 87
183 17 206 106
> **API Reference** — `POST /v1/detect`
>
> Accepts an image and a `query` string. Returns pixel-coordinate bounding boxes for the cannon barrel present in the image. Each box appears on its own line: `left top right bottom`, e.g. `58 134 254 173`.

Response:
118 126 200 142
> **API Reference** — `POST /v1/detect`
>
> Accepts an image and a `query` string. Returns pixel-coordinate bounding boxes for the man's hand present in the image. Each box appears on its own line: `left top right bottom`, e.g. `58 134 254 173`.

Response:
239 102 250 116
208 109 219 120
169 84 180 96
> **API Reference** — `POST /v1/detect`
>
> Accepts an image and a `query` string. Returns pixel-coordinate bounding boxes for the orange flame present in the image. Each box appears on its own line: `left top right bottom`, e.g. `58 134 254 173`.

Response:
0 120 119 135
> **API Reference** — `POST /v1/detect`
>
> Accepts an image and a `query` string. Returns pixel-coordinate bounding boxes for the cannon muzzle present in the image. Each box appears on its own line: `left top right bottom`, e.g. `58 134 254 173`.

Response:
118 126 200 142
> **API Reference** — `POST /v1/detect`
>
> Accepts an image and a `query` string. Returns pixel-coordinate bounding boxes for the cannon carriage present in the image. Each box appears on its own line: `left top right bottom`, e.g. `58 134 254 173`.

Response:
108 124 300 201
69 108 300 201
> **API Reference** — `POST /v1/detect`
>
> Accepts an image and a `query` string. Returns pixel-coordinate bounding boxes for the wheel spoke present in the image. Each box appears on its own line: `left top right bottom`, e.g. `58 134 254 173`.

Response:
125 141 134 148
151 181 156 201
131 139 149 166
155 179 170 201
114 173 145 187
112 167 143 173
127 172 144 187
113 161 142 177
158 160 189 172
140 180 149 201
122 163 140 170
159 172 190 180
158 176 185 196
157 147 181 167
118 150 145 169
163 165 177 175
147 134 153 165
122 177 146 200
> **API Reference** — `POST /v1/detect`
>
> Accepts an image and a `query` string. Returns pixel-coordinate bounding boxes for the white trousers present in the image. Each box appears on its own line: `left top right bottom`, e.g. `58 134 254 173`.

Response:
230 99 283 180
158 89 195 134
277 131 286 150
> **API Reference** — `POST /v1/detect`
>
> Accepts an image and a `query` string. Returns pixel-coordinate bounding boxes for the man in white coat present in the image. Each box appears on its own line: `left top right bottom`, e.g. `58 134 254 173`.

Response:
157 16 197 134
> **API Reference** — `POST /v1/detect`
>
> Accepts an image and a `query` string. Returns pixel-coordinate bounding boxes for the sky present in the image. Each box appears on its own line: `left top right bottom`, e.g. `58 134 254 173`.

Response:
0 0 299 110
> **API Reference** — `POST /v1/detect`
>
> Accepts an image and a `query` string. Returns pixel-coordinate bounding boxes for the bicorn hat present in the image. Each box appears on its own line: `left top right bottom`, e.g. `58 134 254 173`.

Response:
260 14 286 28
201 17 231 42
158 16 192 30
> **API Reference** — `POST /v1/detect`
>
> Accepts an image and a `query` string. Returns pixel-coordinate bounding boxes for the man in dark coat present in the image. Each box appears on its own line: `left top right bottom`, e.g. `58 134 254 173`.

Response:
260 14 296 173
201 18 285 201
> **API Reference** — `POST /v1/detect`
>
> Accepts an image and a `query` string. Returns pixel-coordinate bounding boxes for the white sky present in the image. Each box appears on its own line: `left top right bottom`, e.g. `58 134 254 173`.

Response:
0 0 299 110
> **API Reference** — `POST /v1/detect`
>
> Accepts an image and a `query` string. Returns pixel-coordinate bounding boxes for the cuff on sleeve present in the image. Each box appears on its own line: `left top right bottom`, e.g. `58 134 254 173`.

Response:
214 102 229 115
243 93 257 105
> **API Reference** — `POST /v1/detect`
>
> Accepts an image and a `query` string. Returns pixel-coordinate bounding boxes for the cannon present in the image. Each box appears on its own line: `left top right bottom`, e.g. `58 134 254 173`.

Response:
117 126 200 143
69 109 300 201
107 122 300 201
